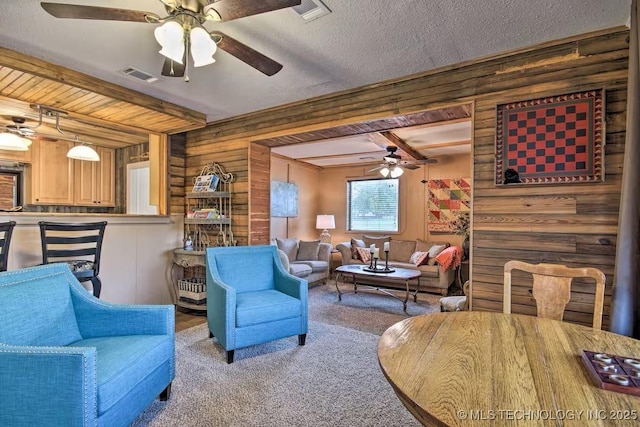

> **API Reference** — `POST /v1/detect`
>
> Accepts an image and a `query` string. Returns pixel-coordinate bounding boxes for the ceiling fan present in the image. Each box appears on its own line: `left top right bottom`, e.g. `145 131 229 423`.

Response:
40 0 302 79
368 146 437 178
0 106 102 160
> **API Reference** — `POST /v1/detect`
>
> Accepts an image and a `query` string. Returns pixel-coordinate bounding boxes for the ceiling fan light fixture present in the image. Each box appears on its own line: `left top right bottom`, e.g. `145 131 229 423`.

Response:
0 132 30 151
155 21 185 64
379 166 390 178
67 144 100 162
390 165 404 178
190 27 217 67
203 4 222 22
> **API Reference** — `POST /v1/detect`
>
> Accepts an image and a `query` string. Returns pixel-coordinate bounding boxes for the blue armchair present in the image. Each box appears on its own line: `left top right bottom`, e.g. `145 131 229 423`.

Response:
0 263 175 427
206 245 308 363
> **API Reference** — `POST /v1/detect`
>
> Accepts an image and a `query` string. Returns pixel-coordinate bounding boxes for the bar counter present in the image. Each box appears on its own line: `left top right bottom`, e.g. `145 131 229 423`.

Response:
0 213 183 305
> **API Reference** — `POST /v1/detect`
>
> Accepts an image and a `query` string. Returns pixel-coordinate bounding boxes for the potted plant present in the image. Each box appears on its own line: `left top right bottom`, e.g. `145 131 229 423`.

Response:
452 211 470 259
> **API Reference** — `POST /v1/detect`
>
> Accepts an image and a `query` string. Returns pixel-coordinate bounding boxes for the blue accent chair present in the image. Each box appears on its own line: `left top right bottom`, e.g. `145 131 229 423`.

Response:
206 245 308 363
0 263 175 427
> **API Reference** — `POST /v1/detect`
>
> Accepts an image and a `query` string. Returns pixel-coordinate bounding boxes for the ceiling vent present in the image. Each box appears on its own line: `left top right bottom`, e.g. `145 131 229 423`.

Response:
292 0 331 22
119 67 159 84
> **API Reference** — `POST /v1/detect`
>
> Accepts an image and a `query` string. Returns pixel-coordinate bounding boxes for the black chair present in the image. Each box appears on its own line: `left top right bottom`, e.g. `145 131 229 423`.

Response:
38 221 107 298
0 221 16 272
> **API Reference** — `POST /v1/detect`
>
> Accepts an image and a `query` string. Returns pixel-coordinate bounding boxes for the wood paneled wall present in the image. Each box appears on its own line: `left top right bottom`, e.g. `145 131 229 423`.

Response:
180 27 628 326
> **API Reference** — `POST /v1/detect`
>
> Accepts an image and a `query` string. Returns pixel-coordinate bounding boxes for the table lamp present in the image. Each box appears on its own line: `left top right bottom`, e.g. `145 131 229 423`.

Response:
316 214 335 245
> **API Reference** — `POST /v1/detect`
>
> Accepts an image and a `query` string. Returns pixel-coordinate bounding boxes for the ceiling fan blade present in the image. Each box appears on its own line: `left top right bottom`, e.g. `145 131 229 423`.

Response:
209 0 301 22
161 58 186 78
367 164 385 173
41 3 158 22
211 31 283 76
401 163 420 170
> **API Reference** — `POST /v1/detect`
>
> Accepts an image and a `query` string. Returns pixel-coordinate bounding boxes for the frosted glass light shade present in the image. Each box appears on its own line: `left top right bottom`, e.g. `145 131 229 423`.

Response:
379 167 390 177
0 132 30 151
67 145 100 161
190 27 217 67
390 165 404 178
155 21 185 63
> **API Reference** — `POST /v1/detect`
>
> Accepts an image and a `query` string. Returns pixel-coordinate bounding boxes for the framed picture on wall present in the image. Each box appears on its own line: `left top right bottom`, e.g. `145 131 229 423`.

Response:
270 180 298 217
495 88 604 185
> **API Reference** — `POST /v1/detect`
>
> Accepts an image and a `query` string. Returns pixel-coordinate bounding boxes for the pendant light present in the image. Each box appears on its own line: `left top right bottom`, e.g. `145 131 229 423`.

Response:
0 132 30 151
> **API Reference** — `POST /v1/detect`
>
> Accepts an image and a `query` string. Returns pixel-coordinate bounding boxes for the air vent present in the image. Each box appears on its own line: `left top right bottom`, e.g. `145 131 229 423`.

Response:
292 0 331 22
119 67 159 83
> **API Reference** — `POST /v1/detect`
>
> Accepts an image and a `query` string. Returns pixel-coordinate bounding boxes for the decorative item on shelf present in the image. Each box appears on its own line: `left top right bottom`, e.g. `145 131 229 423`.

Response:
184 235 193 251
316 214 335 245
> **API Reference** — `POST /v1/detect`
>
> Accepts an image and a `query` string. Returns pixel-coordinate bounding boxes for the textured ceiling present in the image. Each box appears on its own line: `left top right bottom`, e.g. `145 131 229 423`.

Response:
0 0 631 123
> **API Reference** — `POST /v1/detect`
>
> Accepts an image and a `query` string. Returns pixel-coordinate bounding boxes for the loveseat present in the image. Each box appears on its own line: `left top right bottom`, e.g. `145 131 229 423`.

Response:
272 238 332 284
335 235 456 295
0 263 175 427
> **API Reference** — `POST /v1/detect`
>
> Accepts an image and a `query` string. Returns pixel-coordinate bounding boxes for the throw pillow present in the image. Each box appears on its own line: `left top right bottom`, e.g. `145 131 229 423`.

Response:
297 240 321 261
410 251 430 266
362 235 391 250
427 243 450 265
276 238 298 262
355 246 372 263
350 238 365 259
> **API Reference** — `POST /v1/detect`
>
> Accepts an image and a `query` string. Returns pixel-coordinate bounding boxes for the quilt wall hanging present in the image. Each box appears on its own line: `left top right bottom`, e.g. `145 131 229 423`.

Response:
427 178 471 233
494 88 604 185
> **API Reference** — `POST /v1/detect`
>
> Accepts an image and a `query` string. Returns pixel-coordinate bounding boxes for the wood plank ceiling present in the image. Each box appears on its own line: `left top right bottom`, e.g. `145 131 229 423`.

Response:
0 46 206 148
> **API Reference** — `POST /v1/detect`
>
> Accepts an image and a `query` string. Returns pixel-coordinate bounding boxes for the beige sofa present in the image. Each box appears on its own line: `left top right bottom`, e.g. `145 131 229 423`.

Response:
335 236 456 295
272 238 331 284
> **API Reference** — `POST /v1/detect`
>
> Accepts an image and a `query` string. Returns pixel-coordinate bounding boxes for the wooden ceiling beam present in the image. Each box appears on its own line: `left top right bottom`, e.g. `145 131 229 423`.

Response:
378 131 428 161
0 46 206 128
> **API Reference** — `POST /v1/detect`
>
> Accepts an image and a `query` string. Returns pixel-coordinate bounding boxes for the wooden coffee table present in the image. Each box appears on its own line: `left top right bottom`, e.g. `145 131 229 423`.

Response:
334 264 421 311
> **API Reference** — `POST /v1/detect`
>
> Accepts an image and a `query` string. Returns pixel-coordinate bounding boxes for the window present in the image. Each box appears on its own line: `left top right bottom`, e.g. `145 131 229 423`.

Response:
347 178 399 232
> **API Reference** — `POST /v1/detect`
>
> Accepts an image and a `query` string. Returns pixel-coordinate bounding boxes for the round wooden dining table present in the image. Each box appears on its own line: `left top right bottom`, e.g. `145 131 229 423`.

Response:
378 312 640 426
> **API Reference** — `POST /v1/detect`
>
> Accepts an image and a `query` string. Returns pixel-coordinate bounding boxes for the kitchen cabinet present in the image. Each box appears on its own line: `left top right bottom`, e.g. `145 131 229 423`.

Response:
74 147 115 206
0 147 31 163
28 140 115 206
29 139 74 205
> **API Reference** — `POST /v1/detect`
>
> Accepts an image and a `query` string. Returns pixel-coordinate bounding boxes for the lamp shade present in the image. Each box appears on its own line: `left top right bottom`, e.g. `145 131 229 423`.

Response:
316 214 335 230
0 132 30 151
155 21 185 64
390 165 404 178
67 145 100 162
190 27 217 67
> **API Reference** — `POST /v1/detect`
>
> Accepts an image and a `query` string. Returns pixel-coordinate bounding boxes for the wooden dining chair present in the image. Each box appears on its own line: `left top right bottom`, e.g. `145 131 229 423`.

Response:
503 260 605 329
0 220 16 272
38 221 107 298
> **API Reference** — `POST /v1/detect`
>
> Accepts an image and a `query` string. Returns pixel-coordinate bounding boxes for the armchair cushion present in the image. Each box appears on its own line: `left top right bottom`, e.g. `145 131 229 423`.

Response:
0 267 82 346
68 334 173 414
236 289 303 327
297 240 321 260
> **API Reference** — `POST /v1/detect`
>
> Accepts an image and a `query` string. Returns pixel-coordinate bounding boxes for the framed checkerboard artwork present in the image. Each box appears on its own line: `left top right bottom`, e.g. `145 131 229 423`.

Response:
494 88 604 185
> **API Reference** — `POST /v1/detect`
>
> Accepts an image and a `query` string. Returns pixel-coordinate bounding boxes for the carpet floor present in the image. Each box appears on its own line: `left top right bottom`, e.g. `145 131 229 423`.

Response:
132 281 443 426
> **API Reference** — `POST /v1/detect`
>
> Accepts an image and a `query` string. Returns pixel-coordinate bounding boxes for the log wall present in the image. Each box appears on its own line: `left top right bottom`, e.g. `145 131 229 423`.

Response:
181 27 628 327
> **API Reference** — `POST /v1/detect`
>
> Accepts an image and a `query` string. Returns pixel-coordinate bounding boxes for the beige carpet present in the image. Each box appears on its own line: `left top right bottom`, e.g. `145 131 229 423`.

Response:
132 281 443 426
